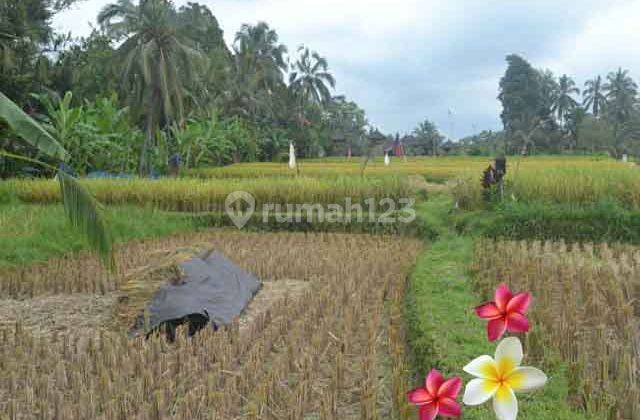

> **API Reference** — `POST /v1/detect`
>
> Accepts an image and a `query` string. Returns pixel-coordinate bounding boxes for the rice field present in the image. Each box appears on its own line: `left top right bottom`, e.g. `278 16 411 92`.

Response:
3 154 640 420
450 158 640 208
471 239 640 419
184 156 640 209
0 231 423 418
187 155 627 183
5 176 411 212
507 166 640 207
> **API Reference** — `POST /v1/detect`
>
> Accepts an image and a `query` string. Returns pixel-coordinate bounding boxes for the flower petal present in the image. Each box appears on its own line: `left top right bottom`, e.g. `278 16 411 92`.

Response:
475 302 502 319
488 317 507 342
407 387 432 405
495 283 513 312
506 292 531 314
426 369 445 396
495 337 523 375
463 355 498 379
438 377 462 399
492 384 518 420
418 402 439 420
462 378 499 405
506 312 530 333
438 397 461 417
508 367 547 392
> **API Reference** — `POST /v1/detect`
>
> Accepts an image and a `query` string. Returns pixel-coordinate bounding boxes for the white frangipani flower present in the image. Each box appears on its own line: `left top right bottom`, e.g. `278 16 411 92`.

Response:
462 337 547 420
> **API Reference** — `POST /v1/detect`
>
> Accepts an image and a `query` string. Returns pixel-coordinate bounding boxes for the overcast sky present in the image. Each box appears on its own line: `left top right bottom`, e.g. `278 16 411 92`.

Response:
53 0 640 138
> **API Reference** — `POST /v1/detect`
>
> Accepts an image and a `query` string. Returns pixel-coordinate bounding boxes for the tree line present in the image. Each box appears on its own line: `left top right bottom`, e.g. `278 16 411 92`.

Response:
460 54 640 156
0 0 370 177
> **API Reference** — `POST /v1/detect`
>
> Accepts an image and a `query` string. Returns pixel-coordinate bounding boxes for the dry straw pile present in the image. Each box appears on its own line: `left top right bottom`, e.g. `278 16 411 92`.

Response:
472 239 639 419
0 231 422 419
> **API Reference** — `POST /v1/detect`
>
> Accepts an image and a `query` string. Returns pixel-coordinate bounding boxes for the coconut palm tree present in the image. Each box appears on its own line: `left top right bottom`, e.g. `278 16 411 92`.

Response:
0 91 113 268
98 0 202 175
603 68 638 127
413 119 442 156
228 22 288 122
289 46 335 108
536 69 559 129
552 74 579 127
233 22 287 91
288 46 335 136
582 75 606 117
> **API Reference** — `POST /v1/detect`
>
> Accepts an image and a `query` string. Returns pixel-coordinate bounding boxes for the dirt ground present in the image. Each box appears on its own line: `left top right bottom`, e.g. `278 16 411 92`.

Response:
238 279 310 332
0 293 118 338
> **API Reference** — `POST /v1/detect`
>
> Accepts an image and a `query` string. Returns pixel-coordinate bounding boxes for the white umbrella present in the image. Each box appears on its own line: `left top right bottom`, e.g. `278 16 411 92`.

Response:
288 142 296 169
384 152 390 166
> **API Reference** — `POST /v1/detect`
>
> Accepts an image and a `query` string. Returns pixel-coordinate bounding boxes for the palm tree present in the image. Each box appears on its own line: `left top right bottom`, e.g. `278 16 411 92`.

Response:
565 106 586 150
603 68 638 127
413 119 442 156
233 22 287 92
229 22 287 121
552 74 579 127
289 46 335 124
582 75 606 117
98 0 202 175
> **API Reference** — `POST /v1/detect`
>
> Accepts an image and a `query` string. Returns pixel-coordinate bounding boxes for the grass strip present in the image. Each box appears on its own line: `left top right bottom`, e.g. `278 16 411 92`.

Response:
0 203 195 267
404 196 590 419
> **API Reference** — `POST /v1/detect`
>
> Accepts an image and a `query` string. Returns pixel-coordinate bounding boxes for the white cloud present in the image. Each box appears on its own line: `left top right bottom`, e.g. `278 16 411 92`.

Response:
551 0 640 79
53 0 640 137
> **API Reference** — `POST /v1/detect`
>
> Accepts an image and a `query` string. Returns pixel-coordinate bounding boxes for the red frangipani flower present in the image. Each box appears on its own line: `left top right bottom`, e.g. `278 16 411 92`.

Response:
475 283 531 342
407 369 462 420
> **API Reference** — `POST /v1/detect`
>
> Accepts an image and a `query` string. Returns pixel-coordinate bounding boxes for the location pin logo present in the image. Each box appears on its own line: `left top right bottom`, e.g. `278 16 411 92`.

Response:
224 191 255 229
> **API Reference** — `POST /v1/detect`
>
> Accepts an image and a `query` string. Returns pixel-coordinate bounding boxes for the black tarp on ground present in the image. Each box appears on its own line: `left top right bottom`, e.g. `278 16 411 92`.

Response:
132 251 262 338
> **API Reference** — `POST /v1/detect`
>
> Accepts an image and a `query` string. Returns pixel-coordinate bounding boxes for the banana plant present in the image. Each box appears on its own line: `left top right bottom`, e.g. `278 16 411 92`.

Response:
0 91 114 269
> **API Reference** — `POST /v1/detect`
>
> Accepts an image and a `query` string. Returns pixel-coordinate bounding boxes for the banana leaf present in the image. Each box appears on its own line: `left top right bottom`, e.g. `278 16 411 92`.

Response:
0 92 114 269
0 91 67 161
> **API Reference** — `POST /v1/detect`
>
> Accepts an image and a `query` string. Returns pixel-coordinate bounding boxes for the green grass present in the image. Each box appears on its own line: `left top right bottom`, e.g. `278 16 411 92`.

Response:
0 200 424 267
404 195 589 419
0 203 195 267
452 199 640 244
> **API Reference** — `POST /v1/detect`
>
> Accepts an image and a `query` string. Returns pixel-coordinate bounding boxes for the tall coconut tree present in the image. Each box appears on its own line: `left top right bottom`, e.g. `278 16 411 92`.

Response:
233 22 287 91
536 69 560 130
229 22 287 121
582 75 606 117
98 0 202 175
288 46 335 127
552 74 579 127
603 68 638 127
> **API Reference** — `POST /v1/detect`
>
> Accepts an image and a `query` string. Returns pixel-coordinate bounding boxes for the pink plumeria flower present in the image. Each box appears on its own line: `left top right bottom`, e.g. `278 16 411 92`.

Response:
475 283 531 342
407 369 462 419
462 337 547 420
